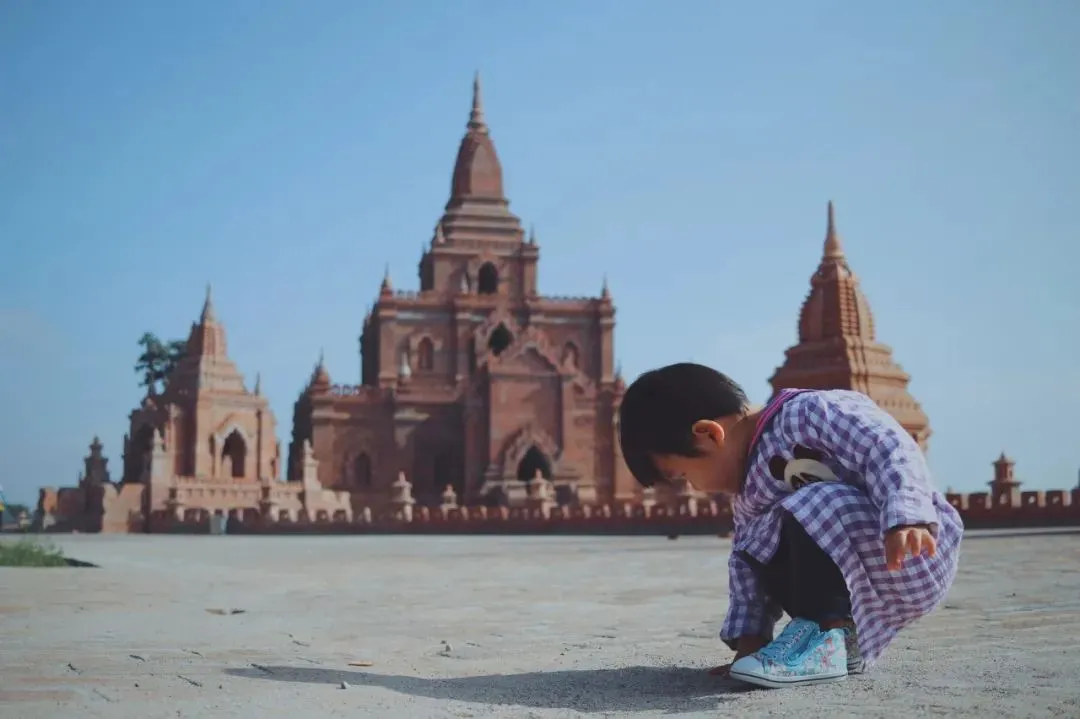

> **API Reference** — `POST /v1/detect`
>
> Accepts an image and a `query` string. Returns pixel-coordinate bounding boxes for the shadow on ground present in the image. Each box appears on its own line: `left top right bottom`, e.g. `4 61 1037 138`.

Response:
64 558 98 567
224 665 750 712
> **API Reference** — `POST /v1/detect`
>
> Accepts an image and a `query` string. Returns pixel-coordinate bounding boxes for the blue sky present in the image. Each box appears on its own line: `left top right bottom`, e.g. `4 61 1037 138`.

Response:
1 1 1077 505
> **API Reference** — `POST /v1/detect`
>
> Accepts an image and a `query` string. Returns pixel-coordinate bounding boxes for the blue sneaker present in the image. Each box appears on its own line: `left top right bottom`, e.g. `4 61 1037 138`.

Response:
728 617 848 689
842 620 864 674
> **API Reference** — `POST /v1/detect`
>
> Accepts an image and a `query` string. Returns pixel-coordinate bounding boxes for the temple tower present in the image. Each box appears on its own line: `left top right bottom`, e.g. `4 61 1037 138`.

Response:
303 75 625 507
122 287 281 491
769 202 931 449
989 452 1020 490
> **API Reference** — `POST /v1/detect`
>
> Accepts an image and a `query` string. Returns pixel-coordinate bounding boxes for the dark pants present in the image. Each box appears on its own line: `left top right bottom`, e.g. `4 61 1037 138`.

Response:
744 511 852 625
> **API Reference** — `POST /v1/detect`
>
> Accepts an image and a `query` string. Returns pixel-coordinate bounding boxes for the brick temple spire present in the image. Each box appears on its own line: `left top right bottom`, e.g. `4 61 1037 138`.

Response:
449 72 503 202
170 285 247 394
190 283 227 359
823 200 844 260
440 73 525 246
468 71 487 132
309 350 331 393
769 202 931 449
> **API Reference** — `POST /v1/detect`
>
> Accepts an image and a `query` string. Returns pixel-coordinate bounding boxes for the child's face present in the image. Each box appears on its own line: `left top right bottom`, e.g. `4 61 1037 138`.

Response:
650 419 741 495
651 452 724 494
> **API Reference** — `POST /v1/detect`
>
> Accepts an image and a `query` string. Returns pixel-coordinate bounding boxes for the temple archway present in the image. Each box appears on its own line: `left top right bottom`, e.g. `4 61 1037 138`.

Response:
354 452 372 488
433 451 464 501
221 430 247 479
477 262 499 295
516 446 551 482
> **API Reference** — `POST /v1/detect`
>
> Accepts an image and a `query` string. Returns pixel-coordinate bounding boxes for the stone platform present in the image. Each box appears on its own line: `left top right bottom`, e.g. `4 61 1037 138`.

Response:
1 530 1078 718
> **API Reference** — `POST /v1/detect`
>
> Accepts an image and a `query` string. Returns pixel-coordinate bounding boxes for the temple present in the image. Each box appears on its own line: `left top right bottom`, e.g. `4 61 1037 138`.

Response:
769 202 932 449
37 75 631 532
34 79 1075 534
288 73 630 509
35 286 369 532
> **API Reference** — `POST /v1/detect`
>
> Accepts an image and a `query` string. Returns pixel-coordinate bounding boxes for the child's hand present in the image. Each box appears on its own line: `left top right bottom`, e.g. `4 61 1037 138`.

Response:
708 635 766 676
884 525 936 571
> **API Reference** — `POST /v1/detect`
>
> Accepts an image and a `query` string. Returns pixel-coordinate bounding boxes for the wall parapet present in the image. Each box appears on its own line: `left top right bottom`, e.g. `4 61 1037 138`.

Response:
128 489 1080 535
37 479 1080 536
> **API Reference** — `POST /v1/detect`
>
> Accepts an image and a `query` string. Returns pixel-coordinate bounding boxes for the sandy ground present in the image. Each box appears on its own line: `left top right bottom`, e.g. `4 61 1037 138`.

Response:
1 530 1079 719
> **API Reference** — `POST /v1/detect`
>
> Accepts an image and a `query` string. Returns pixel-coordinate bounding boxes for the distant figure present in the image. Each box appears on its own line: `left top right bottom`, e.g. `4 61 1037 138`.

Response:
618 363 963 690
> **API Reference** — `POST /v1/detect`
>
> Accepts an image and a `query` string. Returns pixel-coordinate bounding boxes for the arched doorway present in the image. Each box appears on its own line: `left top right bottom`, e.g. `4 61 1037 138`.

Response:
221 430 247 478
516 446 551 482
354 453 372 488
433 452 464 503
477 262 499 295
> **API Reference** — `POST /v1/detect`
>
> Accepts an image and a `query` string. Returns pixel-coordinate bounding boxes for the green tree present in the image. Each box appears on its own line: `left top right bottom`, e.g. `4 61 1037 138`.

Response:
135 333 187 393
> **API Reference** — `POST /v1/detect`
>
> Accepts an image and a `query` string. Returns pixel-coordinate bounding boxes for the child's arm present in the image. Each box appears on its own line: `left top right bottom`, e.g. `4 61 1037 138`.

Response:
720 550 783 651
787 391 940 533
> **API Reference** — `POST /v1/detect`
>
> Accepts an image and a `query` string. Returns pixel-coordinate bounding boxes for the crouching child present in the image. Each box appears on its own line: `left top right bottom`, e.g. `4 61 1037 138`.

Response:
617 363 963 688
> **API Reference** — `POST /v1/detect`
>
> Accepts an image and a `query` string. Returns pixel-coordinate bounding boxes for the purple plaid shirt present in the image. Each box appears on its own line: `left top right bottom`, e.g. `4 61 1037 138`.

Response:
721 389 964 666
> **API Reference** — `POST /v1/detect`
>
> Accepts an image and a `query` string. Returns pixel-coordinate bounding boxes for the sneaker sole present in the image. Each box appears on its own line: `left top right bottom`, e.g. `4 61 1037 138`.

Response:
728 669 848 689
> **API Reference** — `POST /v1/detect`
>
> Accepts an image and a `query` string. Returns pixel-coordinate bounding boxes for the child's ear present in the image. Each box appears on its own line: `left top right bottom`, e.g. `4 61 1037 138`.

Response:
691 419 726 448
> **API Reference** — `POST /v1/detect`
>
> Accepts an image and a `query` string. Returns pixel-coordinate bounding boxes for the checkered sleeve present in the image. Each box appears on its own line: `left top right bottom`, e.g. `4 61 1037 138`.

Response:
792 391 939 533
720 547 782 649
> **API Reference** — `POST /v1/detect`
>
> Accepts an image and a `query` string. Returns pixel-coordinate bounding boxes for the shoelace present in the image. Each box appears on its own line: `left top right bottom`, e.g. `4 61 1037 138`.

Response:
758 619 815 661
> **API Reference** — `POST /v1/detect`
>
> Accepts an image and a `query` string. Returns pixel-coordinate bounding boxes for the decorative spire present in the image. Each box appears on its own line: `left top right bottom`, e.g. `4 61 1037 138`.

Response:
446 72 511 209
380 265 393 296
253 372 262 395
601 275 611 300
527 224 536 245
769 202 930 451
186 283 231 362
310 350 330 389
200 283 216 323
468 71 487 133
823 201 845 261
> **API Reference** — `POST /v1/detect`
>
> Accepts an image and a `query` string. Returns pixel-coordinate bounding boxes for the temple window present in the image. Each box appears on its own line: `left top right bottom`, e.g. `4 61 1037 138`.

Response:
561 342 579 369
477 262 499 295
417 337 435 371
222 430 247 479
488 323 513 356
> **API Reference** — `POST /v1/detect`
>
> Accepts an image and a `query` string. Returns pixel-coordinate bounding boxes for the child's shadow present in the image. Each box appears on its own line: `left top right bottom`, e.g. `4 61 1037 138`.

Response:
225 665 749 713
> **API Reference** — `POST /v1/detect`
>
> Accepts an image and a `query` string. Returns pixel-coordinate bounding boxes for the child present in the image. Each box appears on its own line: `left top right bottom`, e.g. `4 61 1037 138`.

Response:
617 363 963 689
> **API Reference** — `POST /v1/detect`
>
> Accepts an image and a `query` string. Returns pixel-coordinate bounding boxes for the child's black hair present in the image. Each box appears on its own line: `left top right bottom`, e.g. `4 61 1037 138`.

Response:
618 362 750 487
